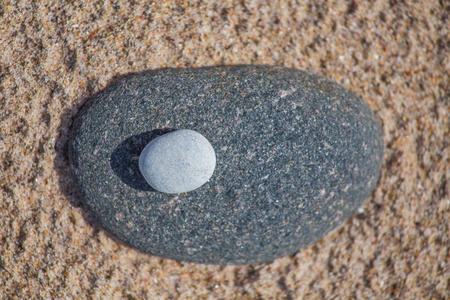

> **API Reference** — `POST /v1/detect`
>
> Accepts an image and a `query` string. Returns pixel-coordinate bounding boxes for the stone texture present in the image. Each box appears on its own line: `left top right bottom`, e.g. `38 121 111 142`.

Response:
139 129 216 194
69 65 383 265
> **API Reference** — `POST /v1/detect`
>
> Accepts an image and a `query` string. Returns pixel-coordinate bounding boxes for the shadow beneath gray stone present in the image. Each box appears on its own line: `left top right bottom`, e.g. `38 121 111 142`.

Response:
110 128 175 191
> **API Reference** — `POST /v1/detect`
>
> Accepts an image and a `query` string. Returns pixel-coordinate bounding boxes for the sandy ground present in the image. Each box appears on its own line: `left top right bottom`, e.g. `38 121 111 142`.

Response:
0 0 449 299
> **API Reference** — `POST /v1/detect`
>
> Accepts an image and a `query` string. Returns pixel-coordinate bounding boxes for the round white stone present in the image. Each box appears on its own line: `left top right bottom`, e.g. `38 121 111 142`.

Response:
139 129 216 194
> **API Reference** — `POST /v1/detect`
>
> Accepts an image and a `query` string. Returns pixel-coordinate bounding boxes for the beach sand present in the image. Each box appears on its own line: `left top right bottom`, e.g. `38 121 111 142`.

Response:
1 0 448 298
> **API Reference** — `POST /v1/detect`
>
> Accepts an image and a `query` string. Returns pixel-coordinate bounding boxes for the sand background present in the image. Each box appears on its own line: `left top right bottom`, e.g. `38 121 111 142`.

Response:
1 0 449 299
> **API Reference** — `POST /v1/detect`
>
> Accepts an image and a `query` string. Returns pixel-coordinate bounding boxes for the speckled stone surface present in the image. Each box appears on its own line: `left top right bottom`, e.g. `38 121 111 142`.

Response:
69 65 383 265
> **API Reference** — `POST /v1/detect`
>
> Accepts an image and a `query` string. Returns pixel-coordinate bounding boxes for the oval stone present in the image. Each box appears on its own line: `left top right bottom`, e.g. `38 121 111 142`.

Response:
69 65 383 265
139 129 216 194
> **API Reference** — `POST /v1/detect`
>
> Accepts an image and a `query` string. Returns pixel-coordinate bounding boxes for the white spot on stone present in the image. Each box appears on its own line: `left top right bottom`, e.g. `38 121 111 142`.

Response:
343 184 352 192
323 141 333 149
279 86 297 99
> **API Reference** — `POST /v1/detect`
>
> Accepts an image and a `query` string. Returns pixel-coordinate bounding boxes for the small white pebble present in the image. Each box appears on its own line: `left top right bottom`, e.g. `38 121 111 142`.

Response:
139 129 216 194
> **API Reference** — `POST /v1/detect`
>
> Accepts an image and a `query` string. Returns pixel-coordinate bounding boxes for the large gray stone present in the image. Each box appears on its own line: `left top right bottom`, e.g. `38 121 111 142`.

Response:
69 65 383 265
139 129 216 194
